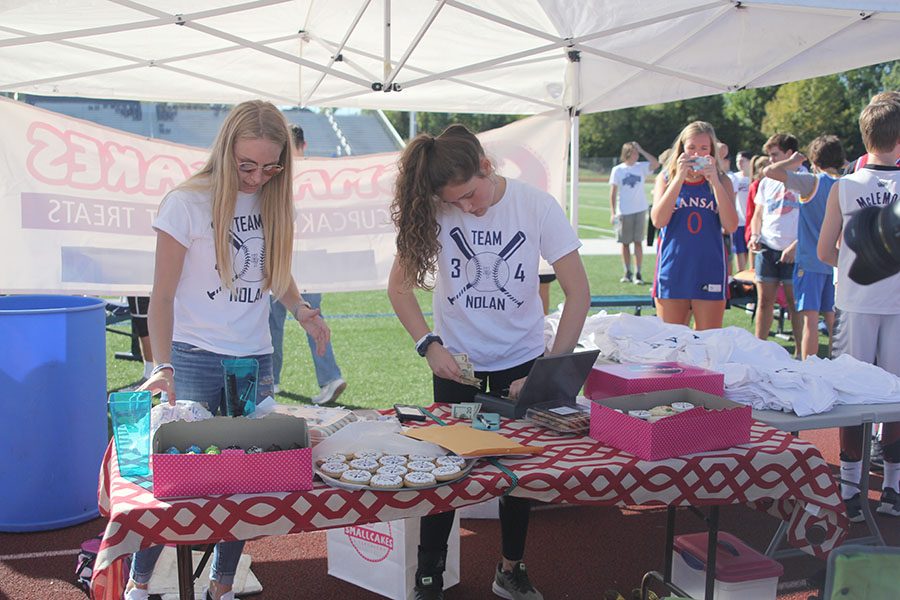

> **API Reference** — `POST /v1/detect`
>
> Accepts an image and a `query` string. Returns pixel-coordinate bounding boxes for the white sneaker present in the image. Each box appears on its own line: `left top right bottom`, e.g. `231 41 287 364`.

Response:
273 383 280 394
312 378 347 405
124 586 150 600
202 586 236 600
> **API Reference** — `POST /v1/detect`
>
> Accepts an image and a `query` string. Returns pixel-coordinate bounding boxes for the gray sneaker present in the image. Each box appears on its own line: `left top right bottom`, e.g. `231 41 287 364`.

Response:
844 493 866 523
492 562 543 600
311 378 347 405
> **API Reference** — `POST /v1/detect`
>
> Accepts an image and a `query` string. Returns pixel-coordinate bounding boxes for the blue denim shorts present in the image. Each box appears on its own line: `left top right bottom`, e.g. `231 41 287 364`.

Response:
172 341 274 415
754 243 794 283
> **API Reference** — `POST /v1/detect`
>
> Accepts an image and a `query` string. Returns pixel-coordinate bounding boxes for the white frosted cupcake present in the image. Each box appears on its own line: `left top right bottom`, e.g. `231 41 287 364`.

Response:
649 405 678 418
379 455 408 467
353 450 384 461
408 454 436 463
349 458 380 473
433 464 462 482
340 469 372 485
370 474 403 490
407 460 436 473
377 465 408 477
404 471 436 488
317 453 348 465
320 461 350 478
436 455 466 467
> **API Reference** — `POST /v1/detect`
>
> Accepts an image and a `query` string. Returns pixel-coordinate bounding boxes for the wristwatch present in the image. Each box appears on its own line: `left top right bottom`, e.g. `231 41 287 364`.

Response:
415 333 443 357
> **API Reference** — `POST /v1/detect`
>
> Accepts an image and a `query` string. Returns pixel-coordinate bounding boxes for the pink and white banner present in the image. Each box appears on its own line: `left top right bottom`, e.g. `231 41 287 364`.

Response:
0 98 568 294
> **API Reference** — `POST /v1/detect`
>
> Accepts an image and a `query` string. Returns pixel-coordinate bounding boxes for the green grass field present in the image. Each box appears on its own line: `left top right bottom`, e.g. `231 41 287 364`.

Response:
106 252 818 409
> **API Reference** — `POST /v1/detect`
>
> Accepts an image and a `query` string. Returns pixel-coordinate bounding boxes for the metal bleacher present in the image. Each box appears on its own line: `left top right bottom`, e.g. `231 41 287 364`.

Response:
333 114 401 155
23 96 401 157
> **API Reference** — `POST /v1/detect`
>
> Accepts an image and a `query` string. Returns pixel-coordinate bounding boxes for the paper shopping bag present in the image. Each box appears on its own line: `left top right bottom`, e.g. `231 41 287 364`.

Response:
326 514 460 600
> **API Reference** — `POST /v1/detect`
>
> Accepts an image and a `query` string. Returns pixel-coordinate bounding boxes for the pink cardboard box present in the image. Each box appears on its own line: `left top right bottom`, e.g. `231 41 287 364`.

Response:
584 361 724 400
589 389 751 461
152 414 312 499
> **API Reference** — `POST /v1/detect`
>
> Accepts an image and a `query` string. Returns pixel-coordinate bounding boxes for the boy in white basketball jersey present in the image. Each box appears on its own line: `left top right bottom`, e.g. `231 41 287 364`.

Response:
818 99 900 520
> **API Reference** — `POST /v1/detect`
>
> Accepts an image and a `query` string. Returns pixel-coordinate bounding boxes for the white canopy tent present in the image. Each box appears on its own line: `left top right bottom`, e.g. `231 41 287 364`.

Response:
2 0 899 219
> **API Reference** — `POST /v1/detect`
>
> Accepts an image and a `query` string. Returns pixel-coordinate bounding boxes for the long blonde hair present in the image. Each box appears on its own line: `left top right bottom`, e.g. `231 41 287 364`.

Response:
664 121 722 182
176 100 295 297
391 124 488 289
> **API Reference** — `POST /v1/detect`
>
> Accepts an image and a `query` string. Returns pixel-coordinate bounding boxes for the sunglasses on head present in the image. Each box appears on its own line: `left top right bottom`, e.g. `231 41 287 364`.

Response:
237 162 284 177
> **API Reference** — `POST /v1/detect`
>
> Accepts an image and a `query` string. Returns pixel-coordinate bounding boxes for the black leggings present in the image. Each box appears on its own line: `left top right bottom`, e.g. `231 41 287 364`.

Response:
420 357 537 562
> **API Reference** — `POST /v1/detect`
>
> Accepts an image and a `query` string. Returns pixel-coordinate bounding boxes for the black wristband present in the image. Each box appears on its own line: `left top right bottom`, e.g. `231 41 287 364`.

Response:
415 333 443 357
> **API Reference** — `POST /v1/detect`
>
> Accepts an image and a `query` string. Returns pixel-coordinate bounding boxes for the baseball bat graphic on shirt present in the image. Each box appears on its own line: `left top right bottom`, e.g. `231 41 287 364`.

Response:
447 228 526 307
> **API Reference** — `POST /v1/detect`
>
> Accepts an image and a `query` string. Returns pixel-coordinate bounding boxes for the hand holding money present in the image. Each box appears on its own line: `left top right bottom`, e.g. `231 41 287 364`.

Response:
452 353 483 388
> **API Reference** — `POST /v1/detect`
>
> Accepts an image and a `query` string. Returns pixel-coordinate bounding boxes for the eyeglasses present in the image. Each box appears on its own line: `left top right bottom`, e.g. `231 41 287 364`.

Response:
237 161 284 177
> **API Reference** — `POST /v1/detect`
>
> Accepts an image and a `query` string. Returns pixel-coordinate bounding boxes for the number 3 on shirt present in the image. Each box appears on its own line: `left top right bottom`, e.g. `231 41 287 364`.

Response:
450 258 461 278
687 210 702 234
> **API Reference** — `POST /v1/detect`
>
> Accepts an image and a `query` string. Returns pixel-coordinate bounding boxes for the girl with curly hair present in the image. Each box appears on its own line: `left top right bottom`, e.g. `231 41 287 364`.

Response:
387 124 590 600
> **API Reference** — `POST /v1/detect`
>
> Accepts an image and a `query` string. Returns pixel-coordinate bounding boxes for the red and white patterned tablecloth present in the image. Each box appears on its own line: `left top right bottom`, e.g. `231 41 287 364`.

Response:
91 404 846 599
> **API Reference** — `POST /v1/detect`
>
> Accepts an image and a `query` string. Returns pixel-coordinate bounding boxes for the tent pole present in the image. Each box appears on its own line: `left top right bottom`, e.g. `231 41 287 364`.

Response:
569 109 580 231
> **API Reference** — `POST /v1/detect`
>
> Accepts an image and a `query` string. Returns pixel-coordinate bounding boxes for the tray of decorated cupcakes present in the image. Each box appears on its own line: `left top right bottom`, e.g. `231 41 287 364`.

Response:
315 451 476 491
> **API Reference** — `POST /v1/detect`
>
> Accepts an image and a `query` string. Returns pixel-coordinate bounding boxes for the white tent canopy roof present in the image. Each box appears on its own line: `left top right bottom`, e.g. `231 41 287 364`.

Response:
1 0 898 114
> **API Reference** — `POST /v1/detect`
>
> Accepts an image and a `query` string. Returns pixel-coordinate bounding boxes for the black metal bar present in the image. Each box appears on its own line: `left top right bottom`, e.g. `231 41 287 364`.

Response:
664 505 677 580
175 544 193 600
705 506 720 600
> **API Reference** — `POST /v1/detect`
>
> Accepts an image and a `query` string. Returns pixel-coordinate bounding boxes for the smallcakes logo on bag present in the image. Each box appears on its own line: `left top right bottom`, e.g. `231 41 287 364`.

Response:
343 522 395 562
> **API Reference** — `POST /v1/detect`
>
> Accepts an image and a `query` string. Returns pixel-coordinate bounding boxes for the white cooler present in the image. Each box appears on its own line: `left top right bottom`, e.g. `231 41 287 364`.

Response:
671 532 783 600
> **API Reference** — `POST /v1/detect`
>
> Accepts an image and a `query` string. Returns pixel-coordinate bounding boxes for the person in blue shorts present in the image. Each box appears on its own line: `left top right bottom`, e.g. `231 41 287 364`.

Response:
730 151 752 272
748 133 805 345
650 121 738 330
763 135 844 359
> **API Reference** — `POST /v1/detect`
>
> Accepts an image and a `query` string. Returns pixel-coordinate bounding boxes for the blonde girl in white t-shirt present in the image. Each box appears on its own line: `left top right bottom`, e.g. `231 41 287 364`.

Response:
127 101 330 600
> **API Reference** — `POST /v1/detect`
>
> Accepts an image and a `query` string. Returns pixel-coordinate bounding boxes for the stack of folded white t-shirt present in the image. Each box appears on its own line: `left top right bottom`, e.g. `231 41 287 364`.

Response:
545 311 900 416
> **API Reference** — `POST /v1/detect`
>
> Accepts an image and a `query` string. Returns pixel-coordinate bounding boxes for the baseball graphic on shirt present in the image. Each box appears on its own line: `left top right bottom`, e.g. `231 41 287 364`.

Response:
230 231 265 283
467 251 508 292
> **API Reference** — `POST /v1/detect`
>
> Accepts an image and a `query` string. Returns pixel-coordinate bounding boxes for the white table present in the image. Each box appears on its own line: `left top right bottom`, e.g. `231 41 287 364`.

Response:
752 402 900 557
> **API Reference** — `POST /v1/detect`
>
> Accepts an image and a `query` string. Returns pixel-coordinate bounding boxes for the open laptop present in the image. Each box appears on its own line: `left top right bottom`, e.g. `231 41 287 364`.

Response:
475 349 601 418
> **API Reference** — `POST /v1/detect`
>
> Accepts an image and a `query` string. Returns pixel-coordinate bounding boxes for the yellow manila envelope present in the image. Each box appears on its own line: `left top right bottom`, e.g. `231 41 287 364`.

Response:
404 424 542 457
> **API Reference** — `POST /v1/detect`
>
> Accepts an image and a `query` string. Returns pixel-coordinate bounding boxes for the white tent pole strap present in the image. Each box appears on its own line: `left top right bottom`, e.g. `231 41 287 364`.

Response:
0 27 298 91
302 0 373 106
741 11 877 89
311 41 560 110
570 1 723 44
569 110 580 230
308 34 381 80
579 45 731 92
111 0 290 22
578 6 732 109
182 20 373 88
383 0 446 89
110 0 374 88
158 64 298 105
0 16 167 49
444 0 561 43
13 0 281 50
401 41 561 89
566 52 581 230
383 0 391 81
313 69 561 111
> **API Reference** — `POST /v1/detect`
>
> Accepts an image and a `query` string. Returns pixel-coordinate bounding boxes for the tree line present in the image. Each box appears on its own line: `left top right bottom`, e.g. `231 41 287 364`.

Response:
383 60 898 163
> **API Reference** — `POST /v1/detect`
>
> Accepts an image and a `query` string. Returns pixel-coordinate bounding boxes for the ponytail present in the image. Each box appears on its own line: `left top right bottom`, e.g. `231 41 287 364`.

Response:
391 124 488 289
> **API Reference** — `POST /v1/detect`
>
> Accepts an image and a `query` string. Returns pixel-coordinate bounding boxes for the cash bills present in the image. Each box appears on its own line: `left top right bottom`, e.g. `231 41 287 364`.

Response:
452 353 483 388
451 402 482 421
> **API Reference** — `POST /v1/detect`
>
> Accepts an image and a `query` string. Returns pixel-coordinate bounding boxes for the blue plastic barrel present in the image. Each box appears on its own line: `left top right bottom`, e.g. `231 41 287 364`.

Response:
0 295 107 531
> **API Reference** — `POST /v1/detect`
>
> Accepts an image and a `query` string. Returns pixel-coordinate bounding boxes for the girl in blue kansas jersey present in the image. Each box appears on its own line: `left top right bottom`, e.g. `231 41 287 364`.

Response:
650 121 738 329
